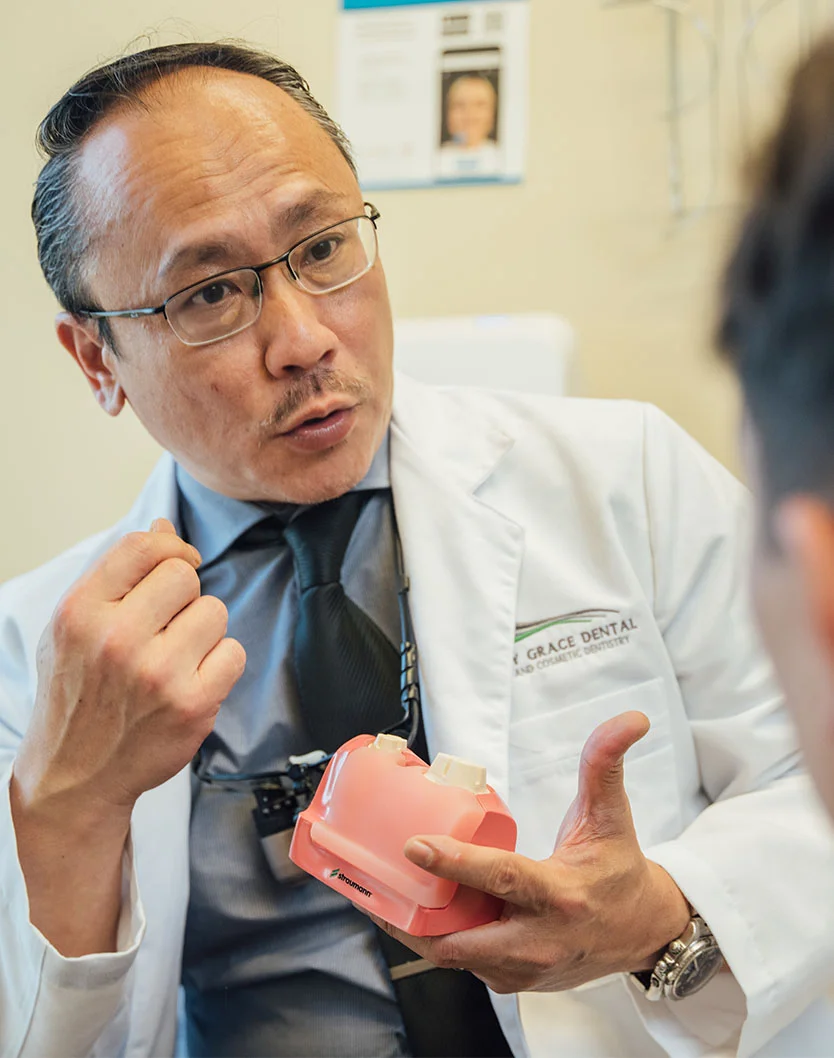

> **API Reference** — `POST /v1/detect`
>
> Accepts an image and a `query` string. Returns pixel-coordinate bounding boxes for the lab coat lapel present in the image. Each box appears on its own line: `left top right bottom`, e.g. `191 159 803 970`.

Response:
390 375 524 801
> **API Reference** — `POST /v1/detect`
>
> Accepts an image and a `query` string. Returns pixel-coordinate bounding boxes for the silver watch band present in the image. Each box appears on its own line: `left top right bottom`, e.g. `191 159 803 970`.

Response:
632 914 724 1002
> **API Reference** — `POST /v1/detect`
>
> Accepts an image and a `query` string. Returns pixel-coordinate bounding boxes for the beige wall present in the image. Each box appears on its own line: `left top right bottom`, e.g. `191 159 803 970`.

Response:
0 0 818 584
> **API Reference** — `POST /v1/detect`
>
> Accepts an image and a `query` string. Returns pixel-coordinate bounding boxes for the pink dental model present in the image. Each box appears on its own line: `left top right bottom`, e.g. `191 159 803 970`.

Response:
290 732 517 936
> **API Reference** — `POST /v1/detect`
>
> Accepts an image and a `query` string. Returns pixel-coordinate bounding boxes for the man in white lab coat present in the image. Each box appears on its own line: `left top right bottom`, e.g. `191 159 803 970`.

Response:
1 41 833 1058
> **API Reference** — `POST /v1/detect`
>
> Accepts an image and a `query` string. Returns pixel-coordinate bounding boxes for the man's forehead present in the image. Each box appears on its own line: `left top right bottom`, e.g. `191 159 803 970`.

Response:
78 67 337 181
72 67 355 295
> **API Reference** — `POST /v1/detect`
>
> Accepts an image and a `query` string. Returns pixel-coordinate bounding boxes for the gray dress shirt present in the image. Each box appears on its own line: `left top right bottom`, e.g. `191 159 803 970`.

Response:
177 436 410 1057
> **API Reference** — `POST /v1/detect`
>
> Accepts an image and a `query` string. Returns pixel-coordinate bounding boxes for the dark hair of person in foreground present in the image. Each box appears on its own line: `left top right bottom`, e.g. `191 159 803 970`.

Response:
719 36 834 509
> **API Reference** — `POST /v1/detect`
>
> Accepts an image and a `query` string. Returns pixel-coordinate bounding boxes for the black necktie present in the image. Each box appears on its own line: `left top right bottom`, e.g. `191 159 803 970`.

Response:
284 490 409 753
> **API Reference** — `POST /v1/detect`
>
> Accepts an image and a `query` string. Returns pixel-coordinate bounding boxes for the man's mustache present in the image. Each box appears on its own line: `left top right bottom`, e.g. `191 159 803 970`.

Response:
262 369 372 432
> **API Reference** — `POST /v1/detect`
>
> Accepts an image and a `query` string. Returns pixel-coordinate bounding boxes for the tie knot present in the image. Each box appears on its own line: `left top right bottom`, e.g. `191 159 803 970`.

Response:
231 514 285 554
284 491 372 590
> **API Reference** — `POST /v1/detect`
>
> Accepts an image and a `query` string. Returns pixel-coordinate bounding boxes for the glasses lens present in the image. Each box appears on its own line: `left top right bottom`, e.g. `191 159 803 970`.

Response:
167 269 261 346
290 216 378 295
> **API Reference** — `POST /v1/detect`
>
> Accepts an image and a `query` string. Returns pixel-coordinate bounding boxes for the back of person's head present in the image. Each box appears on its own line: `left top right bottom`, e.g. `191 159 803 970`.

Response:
720 37 834 823
720 36 834 508
32 41 355 322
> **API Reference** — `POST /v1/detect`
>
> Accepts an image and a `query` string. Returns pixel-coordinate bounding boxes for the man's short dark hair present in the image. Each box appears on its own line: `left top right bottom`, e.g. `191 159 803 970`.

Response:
719 37 834 508
32 41 356 343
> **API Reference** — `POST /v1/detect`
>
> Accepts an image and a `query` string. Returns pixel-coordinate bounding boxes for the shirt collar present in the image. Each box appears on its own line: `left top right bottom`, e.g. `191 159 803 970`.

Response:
176 429 391 568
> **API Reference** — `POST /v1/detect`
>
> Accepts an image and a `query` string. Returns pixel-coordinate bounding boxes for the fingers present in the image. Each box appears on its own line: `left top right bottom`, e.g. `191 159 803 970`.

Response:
365 909 461 966
161 594 231 673
403 836 549 910
197 637 247 705
120 558 201 635
581 710 650 768
366 912 442 963
577 710 649 804
82 523 202 602
362 908 520 988
150 518 177 535
556 711 648 848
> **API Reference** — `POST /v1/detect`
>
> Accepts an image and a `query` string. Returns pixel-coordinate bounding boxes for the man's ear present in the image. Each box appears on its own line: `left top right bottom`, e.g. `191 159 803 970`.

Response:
55 311 126 417
775 497 834 659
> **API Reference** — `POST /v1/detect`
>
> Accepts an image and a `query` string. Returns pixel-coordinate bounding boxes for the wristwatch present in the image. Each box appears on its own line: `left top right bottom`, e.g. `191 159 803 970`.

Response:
631 914 724 1001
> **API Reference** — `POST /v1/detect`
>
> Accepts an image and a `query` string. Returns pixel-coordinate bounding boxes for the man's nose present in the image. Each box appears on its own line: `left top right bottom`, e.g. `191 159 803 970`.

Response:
256 267 339 378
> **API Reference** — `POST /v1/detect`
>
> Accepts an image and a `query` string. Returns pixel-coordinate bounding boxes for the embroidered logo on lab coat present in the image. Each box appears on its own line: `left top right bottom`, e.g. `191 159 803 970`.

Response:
514 609 639 677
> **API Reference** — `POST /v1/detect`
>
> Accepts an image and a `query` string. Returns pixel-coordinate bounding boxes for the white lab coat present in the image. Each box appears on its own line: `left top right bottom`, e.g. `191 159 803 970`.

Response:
1 375 833 1058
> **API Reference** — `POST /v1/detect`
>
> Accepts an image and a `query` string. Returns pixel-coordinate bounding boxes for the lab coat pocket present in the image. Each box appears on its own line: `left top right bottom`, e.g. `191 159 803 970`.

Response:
508 678 683 857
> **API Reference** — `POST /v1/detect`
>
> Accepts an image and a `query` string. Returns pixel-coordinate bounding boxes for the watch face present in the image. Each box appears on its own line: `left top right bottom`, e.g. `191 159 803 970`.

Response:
672 945 724 999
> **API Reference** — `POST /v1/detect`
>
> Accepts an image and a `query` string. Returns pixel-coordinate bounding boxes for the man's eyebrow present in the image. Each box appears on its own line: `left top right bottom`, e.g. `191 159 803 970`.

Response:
276 193 342 238
158 240 239 284
157 193 348 286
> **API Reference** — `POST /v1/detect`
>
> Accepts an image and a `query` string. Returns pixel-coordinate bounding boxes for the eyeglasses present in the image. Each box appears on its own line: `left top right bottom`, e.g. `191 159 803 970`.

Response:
76 203 381 347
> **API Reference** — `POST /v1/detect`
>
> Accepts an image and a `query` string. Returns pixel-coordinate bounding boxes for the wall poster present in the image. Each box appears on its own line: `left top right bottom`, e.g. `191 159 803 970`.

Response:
338 0 529 190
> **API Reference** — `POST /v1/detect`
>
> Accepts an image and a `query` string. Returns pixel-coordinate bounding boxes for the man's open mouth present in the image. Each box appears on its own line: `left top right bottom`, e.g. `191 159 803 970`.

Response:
278 404 358 451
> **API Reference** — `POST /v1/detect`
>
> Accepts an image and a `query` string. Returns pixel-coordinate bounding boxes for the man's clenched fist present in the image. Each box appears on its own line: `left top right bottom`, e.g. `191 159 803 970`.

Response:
14 517 246 814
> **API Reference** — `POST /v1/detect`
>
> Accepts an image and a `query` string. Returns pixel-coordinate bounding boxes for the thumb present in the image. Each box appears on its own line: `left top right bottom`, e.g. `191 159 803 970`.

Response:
150 517 177 534
555 710 649 849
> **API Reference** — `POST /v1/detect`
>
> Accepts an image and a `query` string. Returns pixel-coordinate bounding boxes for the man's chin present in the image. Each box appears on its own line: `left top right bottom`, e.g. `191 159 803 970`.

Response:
281 479 365 506
261 449 378 506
